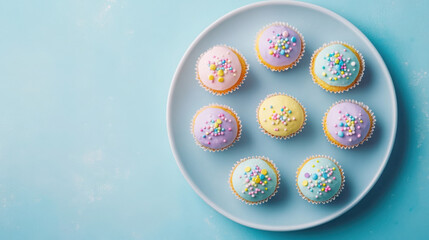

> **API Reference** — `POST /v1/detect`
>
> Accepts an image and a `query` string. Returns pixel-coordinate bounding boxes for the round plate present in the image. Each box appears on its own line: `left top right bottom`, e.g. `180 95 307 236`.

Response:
167 1 397 231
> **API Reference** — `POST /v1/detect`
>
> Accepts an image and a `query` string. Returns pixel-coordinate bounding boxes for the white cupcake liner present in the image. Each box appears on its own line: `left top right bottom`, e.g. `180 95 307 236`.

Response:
195 45 249 96
322 99 376 149
255 22 305 72
256 93 307 140
229 156 280 205
296 155 345 204
190 104 242 152
309 41 365 93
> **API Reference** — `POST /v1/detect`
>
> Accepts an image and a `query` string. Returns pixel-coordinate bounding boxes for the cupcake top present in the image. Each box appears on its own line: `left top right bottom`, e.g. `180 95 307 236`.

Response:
197 45 244 92
312 42 363 88
256 23 304 69
297 156 344 203
324 101 373 147
230 157 279 204
192 105 240 151
257 94 306 138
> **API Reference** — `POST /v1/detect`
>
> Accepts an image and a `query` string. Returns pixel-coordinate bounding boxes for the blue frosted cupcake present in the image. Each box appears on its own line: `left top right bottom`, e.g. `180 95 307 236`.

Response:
310 42 364 93
229 156 280 205
296 155 345 204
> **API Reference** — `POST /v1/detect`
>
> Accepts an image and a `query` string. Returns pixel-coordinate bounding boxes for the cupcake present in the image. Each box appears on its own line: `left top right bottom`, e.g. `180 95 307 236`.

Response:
296 155 345 204
229 156 280 205
191 104 241 152
310 42 365 93
196 45 248 95
323 100 375 149
255 22 305 71
257 93 306 139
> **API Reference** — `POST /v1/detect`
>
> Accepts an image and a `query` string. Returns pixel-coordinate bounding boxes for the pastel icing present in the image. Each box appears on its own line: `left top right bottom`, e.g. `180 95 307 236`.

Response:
197 46 243 92
297 157 343 203
193 106 239 150
258 94 305 138
313 43 361 87
325 101 372 147
231 158 278 203
256 23 303 67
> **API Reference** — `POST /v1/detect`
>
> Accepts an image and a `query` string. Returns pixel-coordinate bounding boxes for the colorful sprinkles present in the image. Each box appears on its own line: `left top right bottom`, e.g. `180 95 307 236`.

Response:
301 163 338 199
207 55 236 83
199 113 233 145
321 49 356 81
333 110 364 142
239 164 273 198
263 105 297 132
266 30 297 58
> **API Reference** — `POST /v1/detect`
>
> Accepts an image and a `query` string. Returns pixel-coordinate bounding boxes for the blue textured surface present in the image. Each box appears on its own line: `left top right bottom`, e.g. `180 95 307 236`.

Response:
0 0 428 239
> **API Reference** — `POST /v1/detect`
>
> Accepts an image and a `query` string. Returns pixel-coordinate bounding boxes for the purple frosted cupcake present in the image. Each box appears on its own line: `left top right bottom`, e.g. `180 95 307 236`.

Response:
191 104 241 152
323 100 375 149
255 22 305 71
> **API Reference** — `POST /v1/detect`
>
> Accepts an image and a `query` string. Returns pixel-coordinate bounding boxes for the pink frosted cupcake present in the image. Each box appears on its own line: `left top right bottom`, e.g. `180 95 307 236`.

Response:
196 45 248 95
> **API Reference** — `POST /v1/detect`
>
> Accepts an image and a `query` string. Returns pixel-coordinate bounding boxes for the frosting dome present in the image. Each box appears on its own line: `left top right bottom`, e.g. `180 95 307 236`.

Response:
257 93 306 138
324 100 374 148
297 156 344 203
192 105 240 151
256 22 304 71
311 42 364 92
230 157 279 204
196 45 247 94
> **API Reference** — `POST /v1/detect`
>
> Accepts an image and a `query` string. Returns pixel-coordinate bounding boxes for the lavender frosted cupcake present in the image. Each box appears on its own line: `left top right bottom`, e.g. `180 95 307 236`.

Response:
323 100 375 149
255 22 305 71
191 104 241 152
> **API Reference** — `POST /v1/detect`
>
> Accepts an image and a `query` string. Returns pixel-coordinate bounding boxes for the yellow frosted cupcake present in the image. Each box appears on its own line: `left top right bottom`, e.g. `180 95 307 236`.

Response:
256 93 306 139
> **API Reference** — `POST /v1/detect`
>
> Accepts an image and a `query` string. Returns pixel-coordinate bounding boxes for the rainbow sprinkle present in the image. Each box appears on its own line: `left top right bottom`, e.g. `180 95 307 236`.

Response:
266 30 297 58
240 165 272 197
207 56 236 83
321 49 355 81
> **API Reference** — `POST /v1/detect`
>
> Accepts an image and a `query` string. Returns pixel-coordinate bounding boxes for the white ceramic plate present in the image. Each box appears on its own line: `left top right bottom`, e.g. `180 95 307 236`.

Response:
167 1 397 231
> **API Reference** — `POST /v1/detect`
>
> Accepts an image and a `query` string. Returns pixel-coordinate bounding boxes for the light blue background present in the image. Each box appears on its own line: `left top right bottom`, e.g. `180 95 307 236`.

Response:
0 0 427 239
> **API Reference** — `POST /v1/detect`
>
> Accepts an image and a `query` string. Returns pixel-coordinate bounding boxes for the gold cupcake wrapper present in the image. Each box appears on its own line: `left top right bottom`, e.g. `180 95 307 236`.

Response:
256 92 307 140
190 104 242 152
322 99 376 149
309 41 365 93
296 155 345 204
255 22 305 72
229 156 280 205
195 45 249 96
